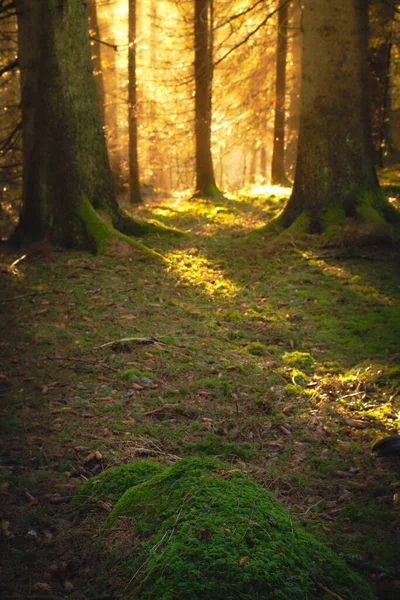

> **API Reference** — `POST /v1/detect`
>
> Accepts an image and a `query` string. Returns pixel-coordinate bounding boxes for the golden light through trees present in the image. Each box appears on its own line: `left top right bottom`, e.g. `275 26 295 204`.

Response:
1 0 400 223
90 0 297 196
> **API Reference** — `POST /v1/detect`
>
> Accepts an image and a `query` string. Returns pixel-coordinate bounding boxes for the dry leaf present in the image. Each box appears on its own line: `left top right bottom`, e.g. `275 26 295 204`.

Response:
74 445 89 452
131 383 144 390
83 452 96 464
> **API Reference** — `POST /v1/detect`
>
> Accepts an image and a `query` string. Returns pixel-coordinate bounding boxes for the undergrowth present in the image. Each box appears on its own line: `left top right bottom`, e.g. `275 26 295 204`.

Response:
0 181 399 599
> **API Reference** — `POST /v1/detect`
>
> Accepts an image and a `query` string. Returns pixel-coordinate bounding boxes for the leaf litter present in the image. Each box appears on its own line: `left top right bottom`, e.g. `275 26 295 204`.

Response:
0 189 399 599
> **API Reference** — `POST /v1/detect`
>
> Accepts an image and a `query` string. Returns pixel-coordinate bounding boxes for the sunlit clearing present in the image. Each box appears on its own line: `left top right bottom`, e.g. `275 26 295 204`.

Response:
166 250 240 298
244 184 292 197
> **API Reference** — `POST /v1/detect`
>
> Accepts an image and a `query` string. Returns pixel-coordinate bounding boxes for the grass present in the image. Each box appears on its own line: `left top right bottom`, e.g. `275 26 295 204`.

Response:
0 183 399 599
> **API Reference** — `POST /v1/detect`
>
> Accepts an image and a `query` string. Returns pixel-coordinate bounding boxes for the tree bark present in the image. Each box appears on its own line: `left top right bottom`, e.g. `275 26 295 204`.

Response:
11 0 153 252
276 0 399 243
369 0 395 166
193 0 220 198
271 0 289 185
102 3 123 194
87 0 106 127
128 0 142 204
284 0 302 179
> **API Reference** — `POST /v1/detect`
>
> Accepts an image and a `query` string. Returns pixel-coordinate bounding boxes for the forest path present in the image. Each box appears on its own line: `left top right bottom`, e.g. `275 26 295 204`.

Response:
1 187 399 599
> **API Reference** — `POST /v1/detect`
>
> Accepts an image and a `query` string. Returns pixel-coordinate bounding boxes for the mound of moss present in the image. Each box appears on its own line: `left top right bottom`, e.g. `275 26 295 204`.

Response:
77 457 374 599
72 459 163 512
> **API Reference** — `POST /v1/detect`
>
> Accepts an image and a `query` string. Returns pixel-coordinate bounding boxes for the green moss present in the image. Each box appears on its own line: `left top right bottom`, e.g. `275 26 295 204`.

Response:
321 204 347 231
72 460 163 513
248 211 285 238
96 457 374 600
77 196 165 259
286 212 310 234
192 183 224 201
184 434 258 459
356 204 387 226
244 342 270 356
78 196 116 253
283 351 315 372
120 368 153 380
282 383 304 398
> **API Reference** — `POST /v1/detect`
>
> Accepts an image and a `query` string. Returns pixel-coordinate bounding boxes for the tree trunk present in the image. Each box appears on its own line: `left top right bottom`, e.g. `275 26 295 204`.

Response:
102 3 123 194
11 0 155 252
271 0 289 185
284 0 302 179
128 0 142 204
87 0 106 127
274 0 399 244
193 0 220 198
369 0 395 166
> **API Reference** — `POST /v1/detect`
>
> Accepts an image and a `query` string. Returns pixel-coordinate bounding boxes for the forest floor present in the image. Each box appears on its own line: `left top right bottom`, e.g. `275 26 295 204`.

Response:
0 181 400 599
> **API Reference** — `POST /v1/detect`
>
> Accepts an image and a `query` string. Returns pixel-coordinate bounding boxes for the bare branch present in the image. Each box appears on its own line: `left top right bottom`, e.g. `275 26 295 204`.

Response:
0 57 18 77
89 35 118 51
214 0 291 68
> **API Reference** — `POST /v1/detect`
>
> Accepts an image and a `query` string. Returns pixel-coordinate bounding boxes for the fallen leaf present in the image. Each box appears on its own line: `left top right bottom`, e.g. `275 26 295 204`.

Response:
74 445 89 452
83 452 96 464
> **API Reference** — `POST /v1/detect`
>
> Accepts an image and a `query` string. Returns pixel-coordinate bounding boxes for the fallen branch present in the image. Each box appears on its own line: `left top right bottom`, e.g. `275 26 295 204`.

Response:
314 582 343 600
98 337 160 350
143 403 186 416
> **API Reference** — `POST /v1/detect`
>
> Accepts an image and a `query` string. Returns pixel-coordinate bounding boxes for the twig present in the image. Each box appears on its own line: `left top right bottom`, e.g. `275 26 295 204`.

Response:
0 291 48 303
97 337 160 350
90 35 118 51
142 403 186 416
314 582 343 600
0 57 19 77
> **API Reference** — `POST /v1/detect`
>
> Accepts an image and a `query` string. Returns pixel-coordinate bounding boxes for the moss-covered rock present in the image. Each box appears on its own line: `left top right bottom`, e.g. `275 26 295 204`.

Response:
77 457 375 599
72 460 163 512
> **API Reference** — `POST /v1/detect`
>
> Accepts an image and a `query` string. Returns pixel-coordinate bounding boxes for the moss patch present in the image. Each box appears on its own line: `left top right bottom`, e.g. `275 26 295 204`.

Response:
88 457 376 600
78 196 164 259
73 460 163 512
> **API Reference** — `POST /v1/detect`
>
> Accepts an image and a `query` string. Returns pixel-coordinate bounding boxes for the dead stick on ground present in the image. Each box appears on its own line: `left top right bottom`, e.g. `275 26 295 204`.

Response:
97 337 161 350
143 403 185 416
314 582 343 600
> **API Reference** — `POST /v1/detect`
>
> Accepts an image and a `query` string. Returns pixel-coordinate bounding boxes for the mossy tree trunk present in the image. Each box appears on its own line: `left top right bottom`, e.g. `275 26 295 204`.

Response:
278 0 399 242
11 0 149 252
271 0 289 185
193 0 221 199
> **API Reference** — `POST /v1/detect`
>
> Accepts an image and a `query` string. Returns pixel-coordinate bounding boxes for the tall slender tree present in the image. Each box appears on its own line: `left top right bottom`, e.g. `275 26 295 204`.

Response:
11 0 155 252
271 0 289 185
128 0 142 204
369 0 396 166
193 0 220 198
269 0 399 244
